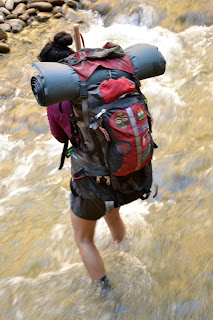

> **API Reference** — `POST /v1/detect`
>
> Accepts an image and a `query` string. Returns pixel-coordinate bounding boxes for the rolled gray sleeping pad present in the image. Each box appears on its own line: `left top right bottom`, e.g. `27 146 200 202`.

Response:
124 43 166 80
31 43 166 106
31 62 81 106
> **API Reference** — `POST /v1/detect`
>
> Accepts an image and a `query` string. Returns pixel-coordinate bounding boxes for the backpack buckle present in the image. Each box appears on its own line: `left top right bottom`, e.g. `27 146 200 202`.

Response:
80 82 88 98
104 176 111 185
96 176 111 185
96 176 101 183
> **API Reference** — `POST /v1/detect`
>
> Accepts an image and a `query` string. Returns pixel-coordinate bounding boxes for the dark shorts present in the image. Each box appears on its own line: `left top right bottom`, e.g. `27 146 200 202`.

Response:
69 162 153 220
70 191 115 221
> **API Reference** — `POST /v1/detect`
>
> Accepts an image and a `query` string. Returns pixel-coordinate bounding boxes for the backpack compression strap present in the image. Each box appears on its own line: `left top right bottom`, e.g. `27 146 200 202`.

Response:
59 102 83 122
58 137 69 170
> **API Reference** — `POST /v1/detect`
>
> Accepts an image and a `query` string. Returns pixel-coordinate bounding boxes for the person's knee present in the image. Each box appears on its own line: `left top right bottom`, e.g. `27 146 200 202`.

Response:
74 232 94 248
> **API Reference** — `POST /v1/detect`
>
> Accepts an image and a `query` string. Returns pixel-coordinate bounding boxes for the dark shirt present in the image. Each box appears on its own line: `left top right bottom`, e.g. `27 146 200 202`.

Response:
47 101 72 143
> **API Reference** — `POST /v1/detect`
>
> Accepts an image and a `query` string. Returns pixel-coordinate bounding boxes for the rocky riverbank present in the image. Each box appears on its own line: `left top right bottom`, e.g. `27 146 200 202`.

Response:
0 0 92 53
1 0 213 54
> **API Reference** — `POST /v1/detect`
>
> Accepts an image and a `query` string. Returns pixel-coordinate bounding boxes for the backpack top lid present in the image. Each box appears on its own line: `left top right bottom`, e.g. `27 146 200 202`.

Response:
60 42 135 81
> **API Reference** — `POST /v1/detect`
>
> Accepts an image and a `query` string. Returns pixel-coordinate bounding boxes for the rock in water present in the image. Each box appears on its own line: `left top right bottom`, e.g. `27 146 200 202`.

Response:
0 26 7 39
0 15 5 23
0 23 11 31
36 11 52 21
0 7 11 15
5 0 15 11
8 18 26 32
49 0 64 5
28 2 53 12
12 3 26 15
0 41 10 53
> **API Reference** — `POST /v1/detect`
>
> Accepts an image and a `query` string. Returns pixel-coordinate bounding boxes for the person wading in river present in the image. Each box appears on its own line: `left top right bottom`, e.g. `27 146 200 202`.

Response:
37 30 155 297
38 31 127 294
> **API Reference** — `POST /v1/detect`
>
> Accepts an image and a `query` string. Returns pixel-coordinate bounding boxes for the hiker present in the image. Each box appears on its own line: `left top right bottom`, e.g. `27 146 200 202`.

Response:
38 31 127 290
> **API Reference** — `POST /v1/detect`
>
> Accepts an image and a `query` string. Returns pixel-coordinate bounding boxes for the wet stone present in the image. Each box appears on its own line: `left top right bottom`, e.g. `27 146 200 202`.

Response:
52 6 62 14
48 0 64 5
0 7 10 15
12 3 26 15
8 18 25 32
66 0 78 9
0 15 4 22
54 12 63 18
28 0 49 3
0 26 7 39
92 1 111 16
61 3 67 14
5 13 17 19
0 41 10 53
5 0 14 11
81 0 91 10
26 18 31 25
13 0 27 4
64 7 80 21
36 11 52 21
28 2 53 11
26 8 36 15
19 12 29 21
0 22 11 31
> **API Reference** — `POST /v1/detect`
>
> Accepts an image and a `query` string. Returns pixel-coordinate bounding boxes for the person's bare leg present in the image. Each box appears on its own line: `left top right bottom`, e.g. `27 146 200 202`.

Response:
104 207 126 242
70 209 106 281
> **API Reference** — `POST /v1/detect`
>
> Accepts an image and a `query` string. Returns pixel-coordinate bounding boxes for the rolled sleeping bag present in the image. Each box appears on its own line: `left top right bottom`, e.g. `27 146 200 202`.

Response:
124 43 166 80
31 43 166 106
31 62 80 106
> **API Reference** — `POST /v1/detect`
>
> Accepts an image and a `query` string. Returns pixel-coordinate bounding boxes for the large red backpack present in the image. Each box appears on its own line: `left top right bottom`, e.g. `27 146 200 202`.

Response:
60 43 156 206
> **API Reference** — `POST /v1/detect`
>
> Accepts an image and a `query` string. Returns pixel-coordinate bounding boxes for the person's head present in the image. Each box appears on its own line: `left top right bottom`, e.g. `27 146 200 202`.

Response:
38 31 75 62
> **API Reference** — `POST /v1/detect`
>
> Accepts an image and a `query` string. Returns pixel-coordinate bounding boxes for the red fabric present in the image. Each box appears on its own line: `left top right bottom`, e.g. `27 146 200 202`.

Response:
99 78 135 104
102 42 120 49
109 103 152 176
80 33 85 48
70 55 134 81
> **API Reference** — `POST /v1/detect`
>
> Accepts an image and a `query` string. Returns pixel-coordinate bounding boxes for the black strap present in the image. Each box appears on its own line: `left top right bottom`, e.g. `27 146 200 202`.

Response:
90 129 106 167
132 71 141 91
70 181 79 197
59 102 83 122
58 137 69 170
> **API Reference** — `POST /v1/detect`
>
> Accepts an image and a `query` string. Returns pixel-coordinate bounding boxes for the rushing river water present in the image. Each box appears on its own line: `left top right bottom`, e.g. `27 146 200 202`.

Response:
0 2 213 319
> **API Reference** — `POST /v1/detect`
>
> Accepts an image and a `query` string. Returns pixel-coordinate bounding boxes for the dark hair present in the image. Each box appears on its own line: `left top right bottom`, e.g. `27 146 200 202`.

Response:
38 31 75 62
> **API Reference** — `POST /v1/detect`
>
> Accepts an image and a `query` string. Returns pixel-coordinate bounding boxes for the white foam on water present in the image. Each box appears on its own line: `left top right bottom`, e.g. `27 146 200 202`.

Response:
143 80 186 107
0 187 29 205
12 88 21 99
0 148 43 208
0 262 83 287
0 134 25 162
179 25 213 44
84 21 182 61
33 133 45 141
0 103 6 117
50 223 67 241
